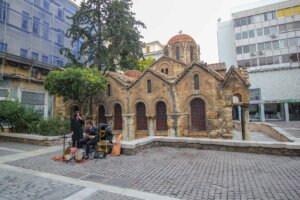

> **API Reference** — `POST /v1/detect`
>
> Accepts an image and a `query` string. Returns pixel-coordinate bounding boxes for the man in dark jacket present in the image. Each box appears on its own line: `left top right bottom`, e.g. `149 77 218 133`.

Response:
79 120 98 159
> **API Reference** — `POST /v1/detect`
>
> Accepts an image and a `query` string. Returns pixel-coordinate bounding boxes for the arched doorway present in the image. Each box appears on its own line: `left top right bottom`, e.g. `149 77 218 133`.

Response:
136 102 147 130
156 101 168 131
232 94 242 121
190 98 206 131
114 104 122 130
98 105 107 124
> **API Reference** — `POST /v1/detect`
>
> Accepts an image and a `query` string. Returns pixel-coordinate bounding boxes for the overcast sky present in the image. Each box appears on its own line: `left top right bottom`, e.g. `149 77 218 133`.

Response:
77 0 283 64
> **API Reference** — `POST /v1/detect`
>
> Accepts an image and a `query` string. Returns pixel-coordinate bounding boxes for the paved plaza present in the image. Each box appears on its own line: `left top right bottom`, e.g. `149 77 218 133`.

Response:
0 141 300 200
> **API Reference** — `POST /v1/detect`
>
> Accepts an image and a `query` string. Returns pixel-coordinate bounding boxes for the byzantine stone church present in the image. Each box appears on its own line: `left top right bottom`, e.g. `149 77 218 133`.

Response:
57 33 250 140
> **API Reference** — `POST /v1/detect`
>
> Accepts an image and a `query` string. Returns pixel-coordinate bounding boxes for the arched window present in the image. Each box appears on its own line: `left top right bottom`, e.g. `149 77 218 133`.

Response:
165 68 168 74
161 69 164 73
156 101 168 131
98 105 107 124
147 79 151 93
194 74 199 90
136 102 147 130
114 104 122 130
107 84 111 96
176 47 180 60
190 46 194 61
191 98 206 131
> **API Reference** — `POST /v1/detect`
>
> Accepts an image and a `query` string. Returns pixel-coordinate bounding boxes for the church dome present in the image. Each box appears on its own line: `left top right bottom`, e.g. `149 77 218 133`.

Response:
125 70 142 78
167 33 195 45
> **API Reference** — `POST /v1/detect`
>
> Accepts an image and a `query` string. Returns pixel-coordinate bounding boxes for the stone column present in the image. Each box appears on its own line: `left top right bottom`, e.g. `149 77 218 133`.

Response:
122 114 135 140
241 104 250 140
260 103 265 122
284 102 289 122
148 116 155 136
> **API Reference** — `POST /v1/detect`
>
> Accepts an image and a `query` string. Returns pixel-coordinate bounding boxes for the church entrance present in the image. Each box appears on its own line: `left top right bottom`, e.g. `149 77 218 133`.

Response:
114 104 122 130
156 101 168 131
136 102 147 130
98 105 107 124
191 98 206 131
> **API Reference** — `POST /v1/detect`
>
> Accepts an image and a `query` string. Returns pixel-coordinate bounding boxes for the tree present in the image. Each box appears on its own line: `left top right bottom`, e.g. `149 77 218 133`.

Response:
62 0 146 72
136 57 155 72
44 67 107 109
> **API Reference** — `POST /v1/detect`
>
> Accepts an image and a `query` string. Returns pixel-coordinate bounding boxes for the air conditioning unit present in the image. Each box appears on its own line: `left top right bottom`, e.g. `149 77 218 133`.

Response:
269 34 277 38
258 51 264 56
250 52 256 56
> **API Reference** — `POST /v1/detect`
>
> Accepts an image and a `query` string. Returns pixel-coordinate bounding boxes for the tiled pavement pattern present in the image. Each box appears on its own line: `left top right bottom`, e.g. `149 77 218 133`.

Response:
83 190 142 200
0 168 83 200
7 147 300 200
270 121 300 138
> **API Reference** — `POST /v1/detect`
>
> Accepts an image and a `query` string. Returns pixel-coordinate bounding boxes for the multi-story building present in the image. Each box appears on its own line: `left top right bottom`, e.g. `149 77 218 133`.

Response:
142 41 164 60
0 0 80 117
217 0 300 122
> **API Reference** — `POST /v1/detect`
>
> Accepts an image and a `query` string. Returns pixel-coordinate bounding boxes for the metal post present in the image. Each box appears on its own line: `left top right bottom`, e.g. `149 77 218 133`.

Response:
241 106 245 140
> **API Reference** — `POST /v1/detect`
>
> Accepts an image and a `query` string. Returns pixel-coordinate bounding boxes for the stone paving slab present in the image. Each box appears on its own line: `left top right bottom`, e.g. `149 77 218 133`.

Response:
6 147 300 200
0 149 16 157
0 168 84 200
83 190 142 200
0 141 43 151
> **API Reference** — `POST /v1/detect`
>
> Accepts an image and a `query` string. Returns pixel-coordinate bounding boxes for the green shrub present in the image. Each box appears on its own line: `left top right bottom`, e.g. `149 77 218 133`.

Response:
29 116 70 136
0 100 41 133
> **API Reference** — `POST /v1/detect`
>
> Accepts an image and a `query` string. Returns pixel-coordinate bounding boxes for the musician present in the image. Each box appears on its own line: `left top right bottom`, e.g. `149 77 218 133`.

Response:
79 120 98 159
71 111 84 148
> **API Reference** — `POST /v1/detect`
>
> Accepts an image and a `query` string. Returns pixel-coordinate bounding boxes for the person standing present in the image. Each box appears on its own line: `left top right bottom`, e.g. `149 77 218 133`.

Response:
71 111 84 148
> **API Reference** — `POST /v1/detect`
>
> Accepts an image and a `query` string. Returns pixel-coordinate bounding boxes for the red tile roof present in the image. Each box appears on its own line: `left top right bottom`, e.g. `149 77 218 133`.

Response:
167 34 195 45
207 62 227 71
125 70 142 78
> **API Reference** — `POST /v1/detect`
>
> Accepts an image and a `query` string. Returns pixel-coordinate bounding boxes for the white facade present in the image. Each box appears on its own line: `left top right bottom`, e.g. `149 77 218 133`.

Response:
142 41 164 60
217 0 300 121
217 20 237 67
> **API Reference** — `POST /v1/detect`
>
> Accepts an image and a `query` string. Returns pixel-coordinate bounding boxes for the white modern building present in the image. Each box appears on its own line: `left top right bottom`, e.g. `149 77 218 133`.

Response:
217 0 300 122
142 41 164 60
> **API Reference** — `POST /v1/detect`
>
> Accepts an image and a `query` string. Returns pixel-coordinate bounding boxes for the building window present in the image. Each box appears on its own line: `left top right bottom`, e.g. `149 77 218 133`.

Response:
57 29 64 45
191 98 206 131
272 40 279 49
236 46 242 55
21 11 29 30
176 47 180 60
190 46 193 61
279 39 288 48
43 22 49 39
107 84 111 96
240 17 247 26
273 56 280 64
0 42 7 52
270 26 278 35
243 45 249 54
241 31 248 39
136 102 147 130
279 24 286 33
256 28 263 36
290 53 299 62
147 79 151 93
249 44 256 52
257 43 264 51
266 56 273 65
288 38 297 47
156 101 168 131
264 42 271 50
57 8 64 21
194 74 199 90
165 68 168 74
248 30 255 38
0 0 9 22
263 27 270 35
281 54 290 63
250 58 257 67
31 52 39 61
235 33 241 40
114 104 122 130
33 17 40 35
21 91 45 116
259 57 266 66
57 59 63 67
42 55 48 63
43 0 49 10
20 48 28 58
98 105 107 124
0 88 9 98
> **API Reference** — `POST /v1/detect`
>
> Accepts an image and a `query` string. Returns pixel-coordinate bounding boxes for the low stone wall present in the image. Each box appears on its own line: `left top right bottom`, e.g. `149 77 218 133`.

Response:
0 132 71 146
233 121 294 142
121 137 300 156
